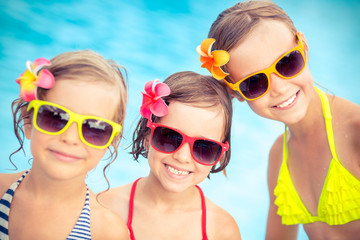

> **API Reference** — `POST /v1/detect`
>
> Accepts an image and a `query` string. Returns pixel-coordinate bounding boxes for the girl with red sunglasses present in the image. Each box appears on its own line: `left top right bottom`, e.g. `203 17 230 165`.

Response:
0 50 129 239
198 0 360 239
99 71 241 240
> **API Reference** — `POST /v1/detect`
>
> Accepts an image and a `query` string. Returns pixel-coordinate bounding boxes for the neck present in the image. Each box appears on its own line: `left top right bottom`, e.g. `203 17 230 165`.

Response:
286 88 325 141
139 175 200 211
21 167 87 204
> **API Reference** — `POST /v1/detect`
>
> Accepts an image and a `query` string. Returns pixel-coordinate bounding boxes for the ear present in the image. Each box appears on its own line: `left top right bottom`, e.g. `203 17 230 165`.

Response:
298 31 309 62
21 106 32 140
144 133 150 151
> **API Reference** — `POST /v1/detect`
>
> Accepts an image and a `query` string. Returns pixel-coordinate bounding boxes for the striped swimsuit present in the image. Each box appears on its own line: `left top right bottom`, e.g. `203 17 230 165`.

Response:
0 171 92 239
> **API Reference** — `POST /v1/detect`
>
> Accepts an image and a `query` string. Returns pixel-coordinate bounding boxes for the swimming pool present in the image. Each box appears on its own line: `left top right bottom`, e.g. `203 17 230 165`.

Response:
1 0 359 239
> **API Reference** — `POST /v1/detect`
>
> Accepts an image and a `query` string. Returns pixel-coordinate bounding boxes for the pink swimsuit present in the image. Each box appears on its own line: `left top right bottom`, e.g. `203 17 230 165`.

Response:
127 178 208 240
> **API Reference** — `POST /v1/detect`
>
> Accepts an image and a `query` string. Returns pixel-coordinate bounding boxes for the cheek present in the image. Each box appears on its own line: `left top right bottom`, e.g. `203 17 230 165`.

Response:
247 99 269 118
296 66 313 87
196 164 213 179
29 130 52 159
87 148 107 167
24 121 33 140
147 147 160 164
30 129 49 144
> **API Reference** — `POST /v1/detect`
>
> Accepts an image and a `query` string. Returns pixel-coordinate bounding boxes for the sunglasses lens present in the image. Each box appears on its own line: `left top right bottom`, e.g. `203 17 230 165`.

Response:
152 127 183 153
82 119 114 147
37 105 69 133
193 140 222 165
239 73 268 99
276 50 305 77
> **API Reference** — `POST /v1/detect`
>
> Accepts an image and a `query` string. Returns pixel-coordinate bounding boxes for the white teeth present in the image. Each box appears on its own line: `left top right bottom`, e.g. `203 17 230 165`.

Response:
277 94 296 108
166 165 189 176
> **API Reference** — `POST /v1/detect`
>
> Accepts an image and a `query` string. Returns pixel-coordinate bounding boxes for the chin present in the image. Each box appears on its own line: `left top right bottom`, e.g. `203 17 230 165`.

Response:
159 179 190 193
282 111 307 125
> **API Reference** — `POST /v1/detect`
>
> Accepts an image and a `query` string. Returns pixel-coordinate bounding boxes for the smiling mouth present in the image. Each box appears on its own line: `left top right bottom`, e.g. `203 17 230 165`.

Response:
273 91 299 108
51 150 82 162
165 164 190 176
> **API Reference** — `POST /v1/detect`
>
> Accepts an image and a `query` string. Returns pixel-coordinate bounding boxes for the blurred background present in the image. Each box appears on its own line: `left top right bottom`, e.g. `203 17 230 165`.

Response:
1 0 359 239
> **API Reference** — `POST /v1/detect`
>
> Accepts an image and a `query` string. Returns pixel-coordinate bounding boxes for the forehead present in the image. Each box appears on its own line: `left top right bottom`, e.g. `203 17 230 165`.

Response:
228 20 295 79
232 20 294 56
44 79 120 118
159 101 226 141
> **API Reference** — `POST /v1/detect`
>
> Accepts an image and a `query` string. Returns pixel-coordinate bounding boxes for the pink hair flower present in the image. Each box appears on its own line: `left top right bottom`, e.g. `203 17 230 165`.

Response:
196 38 230 80
140 79 171 120
16 58 55 102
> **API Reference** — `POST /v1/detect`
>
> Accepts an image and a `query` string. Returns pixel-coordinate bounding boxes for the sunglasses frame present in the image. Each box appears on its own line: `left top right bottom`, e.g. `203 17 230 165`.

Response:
27 100 122 149
146 120 229 166
224 33 306 101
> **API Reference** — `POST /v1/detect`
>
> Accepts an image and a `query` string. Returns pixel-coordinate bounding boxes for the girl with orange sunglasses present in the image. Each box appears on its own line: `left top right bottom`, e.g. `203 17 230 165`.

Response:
198 0 360 239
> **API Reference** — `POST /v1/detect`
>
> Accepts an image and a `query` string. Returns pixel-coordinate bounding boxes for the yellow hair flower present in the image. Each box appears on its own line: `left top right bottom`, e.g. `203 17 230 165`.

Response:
16 58 55 101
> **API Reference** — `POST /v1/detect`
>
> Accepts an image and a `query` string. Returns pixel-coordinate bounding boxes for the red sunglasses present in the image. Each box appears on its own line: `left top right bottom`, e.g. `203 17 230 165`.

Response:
147 120 229 166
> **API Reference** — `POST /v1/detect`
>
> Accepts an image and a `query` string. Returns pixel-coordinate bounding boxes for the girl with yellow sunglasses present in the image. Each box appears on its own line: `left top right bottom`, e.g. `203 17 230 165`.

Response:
0 50 129 239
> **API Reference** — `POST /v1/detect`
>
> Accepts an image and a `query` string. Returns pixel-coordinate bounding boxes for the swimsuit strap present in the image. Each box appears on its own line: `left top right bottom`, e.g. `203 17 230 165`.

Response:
283 126 288 163
0 171 29 239
314 87 339 162
66 186 91 240
127 180 208 240
283 87 338 163
127 178 141 240
195 185 208 240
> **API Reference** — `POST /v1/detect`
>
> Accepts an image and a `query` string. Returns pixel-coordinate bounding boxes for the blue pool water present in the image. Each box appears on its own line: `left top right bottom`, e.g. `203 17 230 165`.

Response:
1 0 359 239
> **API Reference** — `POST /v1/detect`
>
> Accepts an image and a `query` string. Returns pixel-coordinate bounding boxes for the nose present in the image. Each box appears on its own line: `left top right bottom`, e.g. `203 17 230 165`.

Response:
59 122 81 146
172 142 192 164
268 72 291 98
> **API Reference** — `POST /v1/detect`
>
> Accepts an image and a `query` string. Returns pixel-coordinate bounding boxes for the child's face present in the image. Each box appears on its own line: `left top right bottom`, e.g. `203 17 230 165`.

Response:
227 20 314 125
147 101 226 193
25 79 120 180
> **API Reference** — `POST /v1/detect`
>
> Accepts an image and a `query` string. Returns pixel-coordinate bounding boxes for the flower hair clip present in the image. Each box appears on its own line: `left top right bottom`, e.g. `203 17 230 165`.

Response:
140 79 171 120
196 38 230 80
16 58 55 102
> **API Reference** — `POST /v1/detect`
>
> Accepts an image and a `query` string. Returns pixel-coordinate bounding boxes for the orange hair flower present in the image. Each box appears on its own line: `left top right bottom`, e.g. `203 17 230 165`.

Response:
196 38 229 80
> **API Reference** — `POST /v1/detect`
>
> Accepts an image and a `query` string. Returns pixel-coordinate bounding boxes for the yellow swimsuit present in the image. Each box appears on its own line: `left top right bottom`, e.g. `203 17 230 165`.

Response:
274 87 360 225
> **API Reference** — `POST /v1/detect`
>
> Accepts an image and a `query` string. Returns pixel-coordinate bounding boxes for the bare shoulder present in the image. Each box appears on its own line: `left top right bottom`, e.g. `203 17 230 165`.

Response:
0 171 26 196
331 95 360 130
206 198 241 240
96 183 133 218
331 96 360 162
269 134 283 163
346 102 360 161
90 192 130 240
97 183 133 207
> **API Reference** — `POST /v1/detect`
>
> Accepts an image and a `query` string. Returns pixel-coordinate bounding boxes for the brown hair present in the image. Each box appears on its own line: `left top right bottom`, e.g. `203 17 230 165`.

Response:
11 50 127 185
208 0 297 83
131 71 233 174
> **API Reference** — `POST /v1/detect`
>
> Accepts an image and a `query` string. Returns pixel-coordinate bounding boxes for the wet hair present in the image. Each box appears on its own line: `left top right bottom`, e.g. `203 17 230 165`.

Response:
11 50 127 186
208 0 297 83
131 71 233 174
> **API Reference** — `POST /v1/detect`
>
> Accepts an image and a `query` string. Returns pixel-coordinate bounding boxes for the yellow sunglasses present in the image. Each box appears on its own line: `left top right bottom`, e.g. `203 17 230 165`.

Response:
27 100 122 149
224 33 306 101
